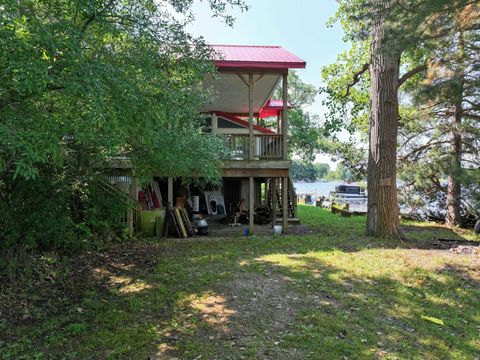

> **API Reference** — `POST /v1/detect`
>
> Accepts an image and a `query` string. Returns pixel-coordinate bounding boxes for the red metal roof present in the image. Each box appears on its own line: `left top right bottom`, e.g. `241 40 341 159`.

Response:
211 45 306 69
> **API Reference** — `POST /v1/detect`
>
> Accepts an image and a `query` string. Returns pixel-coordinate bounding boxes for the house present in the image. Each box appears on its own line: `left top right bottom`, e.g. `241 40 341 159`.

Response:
110 45 306 235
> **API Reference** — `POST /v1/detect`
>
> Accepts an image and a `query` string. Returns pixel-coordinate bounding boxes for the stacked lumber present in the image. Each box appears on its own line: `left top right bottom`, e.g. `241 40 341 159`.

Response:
138 180 163 210
164 207 194 238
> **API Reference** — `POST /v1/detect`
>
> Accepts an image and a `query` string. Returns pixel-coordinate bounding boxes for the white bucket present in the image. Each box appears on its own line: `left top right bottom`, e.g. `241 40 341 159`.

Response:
273 225 283 236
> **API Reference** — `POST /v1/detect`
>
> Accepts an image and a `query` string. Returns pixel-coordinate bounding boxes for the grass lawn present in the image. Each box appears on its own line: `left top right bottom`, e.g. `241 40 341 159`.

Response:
1 206 479 359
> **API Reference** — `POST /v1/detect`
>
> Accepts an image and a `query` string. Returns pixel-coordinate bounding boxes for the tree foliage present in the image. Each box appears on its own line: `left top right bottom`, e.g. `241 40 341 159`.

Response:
273 71 322 162
290 161 330 182
0 0 247 263
321 0 480 233
0 0 247 181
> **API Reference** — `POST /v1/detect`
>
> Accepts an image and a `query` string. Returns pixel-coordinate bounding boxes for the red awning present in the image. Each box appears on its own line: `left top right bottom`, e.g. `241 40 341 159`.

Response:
211 45 306 70
214 112 275 134
258 99 290 118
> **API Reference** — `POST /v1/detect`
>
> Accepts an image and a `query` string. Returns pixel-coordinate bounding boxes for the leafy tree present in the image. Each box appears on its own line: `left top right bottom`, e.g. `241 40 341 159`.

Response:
290 161 331 181
0 0 247 262
323 0 478 237
273 71 322 162
290 161 318 182
0 0 247 181
314 163 331 179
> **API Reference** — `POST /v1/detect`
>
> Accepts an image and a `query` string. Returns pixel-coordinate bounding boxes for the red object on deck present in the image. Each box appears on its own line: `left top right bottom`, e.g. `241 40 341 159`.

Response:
215 112 275 134
211 45 306 69
259 99 290 118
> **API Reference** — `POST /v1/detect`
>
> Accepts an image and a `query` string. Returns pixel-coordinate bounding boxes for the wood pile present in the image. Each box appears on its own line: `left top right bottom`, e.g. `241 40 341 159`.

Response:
254 205 271 225
164 207 194 238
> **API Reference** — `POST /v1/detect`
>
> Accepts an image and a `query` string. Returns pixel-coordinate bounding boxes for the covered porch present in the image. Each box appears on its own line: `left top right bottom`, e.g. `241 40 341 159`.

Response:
199 44 306 234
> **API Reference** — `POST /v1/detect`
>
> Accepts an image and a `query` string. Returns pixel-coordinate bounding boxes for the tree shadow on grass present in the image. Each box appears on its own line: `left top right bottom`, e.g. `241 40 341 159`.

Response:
4 235 479 359
5 238 480 359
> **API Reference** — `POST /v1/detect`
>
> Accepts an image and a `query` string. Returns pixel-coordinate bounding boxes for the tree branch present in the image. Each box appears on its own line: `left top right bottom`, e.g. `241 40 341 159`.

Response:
345 63 369 97
399 140 449 161
398 64 428 87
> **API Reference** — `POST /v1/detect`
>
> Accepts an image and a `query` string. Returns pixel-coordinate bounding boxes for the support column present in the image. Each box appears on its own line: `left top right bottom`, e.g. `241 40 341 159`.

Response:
249 176 254 235
212 113 218 134
255 180 262 205
282 73 288 160
127 177 138 235
272 178 277 227
283 176 288 233
249 73 254 160
168 178 173 207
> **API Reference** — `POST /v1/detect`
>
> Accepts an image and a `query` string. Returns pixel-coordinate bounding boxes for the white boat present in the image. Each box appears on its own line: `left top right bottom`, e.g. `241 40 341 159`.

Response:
329 184 367 200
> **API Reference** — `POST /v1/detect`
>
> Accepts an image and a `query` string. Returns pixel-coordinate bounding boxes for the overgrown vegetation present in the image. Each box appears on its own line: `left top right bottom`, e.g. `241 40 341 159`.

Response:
0 0 246 265
1 206 478 359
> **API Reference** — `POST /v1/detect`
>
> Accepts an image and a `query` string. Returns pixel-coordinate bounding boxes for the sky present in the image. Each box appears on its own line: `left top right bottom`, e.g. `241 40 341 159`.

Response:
187 0 349 167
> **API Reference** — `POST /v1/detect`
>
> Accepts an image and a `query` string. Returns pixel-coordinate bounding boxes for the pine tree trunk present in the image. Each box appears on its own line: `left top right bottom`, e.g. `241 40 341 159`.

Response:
445 30 464 227
366 13 401 238
445 102 463 227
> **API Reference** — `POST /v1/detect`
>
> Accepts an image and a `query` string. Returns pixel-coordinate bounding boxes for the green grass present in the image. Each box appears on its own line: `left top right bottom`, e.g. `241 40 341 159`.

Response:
2 206 479 359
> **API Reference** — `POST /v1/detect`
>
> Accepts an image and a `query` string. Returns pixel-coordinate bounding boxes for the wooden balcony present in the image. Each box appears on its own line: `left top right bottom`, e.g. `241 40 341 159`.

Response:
222 133 284 160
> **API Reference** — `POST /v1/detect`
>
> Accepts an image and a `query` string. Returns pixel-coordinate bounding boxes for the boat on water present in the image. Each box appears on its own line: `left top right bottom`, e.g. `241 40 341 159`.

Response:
329 184 367 200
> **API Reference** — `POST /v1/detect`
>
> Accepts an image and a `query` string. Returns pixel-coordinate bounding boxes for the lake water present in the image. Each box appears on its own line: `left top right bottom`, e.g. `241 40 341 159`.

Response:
293 181 368 212
293 181 344 197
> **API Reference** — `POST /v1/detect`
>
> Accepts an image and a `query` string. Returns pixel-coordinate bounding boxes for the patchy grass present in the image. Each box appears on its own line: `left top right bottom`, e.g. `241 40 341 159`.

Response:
1 206 479 359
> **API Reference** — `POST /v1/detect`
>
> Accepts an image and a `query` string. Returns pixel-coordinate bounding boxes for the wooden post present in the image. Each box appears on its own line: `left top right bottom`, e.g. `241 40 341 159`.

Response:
212 113 218 134
283 176 288 233
272 178 277 227
249 176 254 235
282 73 288 160
127 177 137 235
249 73 254 160
168 177 173 207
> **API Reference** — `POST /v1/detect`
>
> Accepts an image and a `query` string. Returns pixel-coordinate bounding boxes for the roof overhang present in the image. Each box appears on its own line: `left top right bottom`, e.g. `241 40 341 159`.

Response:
211 45 306 70
200 45 306 114
200 72 281 114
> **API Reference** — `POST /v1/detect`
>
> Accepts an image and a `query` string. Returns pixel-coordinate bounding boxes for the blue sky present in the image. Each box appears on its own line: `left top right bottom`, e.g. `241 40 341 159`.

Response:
187 0 349 166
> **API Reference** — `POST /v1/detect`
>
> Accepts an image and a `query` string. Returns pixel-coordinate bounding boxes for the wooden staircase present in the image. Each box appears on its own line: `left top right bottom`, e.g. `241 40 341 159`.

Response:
267 177 299 224
94 177 141 233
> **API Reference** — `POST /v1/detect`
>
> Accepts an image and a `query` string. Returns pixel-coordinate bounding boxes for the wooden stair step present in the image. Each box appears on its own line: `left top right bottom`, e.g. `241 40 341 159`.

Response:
275 217 301 225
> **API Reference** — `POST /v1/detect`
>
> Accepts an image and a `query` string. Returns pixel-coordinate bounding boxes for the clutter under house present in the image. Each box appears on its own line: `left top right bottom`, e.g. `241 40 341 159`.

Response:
105 45 306 236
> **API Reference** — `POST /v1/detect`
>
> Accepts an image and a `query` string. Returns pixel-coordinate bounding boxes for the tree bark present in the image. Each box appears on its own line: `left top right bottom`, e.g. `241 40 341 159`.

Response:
366 10 401 238
445 30 465 227
445 105 462 227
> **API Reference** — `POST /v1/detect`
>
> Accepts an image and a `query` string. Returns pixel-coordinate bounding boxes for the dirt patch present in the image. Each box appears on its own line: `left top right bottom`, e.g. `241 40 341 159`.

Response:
157 270 334 360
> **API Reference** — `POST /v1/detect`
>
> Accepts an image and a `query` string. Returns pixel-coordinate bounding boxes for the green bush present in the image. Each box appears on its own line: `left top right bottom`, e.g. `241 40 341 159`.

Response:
0 163 130 270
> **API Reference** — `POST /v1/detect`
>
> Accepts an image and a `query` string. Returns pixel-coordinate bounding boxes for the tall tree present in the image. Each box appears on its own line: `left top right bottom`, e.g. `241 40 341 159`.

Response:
325 0 478 237
0 0 248 258
398 6 480 225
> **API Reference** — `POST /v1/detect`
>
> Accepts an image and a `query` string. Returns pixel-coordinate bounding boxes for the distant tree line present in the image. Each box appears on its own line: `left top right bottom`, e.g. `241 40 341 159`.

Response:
290 161 361 182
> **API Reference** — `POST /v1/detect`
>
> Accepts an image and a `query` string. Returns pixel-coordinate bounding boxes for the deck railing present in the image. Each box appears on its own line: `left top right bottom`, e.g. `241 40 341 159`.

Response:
222 134 284 160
